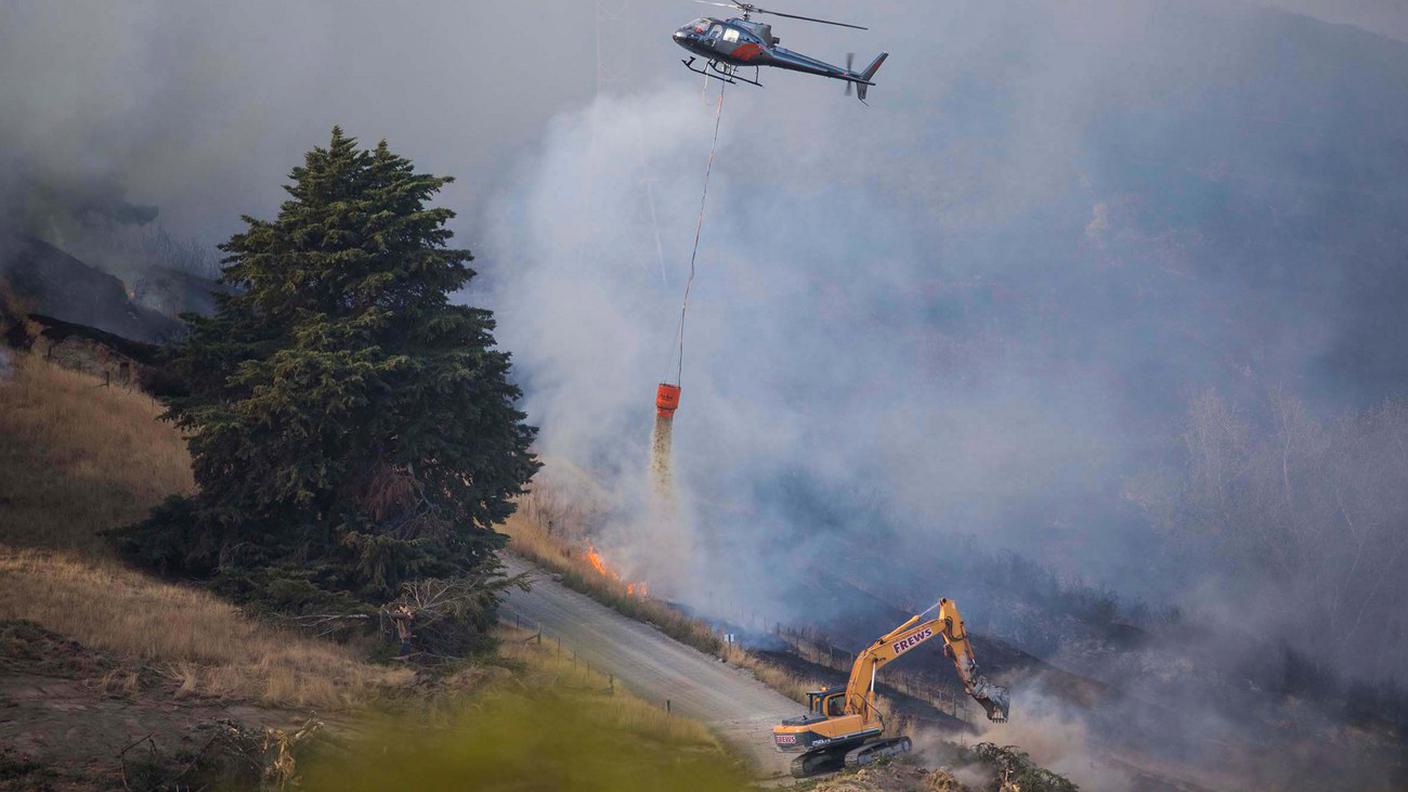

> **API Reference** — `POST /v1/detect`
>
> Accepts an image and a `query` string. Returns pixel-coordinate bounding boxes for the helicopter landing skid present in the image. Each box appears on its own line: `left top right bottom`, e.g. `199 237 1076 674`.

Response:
682 57 762 87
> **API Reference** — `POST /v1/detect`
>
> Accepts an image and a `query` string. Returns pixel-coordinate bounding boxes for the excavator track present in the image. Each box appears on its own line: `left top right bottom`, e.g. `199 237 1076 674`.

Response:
844 735 912 768
789 735 914 778
790 745 850 778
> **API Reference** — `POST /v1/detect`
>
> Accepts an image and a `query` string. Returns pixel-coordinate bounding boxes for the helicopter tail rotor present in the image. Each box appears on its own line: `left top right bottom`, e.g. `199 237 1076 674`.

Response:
855 51 888 102
844 52 855 97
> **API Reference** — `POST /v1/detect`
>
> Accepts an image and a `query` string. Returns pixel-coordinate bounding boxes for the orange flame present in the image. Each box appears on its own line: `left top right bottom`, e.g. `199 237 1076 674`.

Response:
586 544 611 578
585 543 648 599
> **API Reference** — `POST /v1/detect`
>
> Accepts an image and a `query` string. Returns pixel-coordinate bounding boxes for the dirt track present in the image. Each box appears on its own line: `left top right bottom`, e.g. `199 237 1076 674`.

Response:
500 554 801 780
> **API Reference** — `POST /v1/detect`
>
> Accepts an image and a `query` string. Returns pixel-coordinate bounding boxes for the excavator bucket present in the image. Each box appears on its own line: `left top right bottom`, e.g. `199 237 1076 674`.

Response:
967 673 1010 723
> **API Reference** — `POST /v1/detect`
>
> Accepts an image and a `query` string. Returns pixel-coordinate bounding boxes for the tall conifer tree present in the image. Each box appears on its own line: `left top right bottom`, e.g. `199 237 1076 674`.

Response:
120 129 537 616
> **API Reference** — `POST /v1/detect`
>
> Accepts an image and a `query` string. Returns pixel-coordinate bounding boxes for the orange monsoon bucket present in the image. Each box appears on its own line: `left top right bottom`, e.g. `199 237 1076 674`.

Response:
655 383 681 417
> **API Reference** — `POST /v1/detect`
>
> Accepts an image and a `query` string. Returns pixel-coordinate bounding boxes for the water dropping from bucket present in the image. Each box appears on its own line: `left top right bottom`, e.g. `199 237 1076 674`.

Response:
650 383 678 500
651 413 673 497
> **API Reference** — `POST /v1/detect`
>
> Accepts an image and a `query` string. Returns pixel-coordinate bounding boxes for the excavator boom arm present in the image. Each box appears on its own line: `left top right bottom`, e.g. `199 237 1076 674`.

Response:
844 599 1010 723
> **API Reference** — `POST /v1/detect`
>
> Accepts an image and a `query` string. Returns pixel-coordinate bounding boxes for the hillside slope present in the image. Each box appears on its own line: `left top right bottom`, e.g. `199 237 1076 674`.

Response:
0 355 417 786
0 352 755 789
0 233 182 343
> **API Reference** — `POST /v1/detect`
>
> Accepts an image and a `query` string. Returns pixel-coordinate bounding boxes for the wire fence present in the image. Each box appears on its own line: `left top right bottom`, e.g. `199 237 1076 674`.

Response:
504 611 686 717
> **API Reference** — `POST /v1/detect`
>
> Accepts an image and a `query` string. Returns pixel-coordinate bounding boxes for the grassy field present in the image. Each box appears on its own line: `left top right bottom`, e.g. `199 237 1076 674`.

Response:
0 352 413 708
300 627 752 791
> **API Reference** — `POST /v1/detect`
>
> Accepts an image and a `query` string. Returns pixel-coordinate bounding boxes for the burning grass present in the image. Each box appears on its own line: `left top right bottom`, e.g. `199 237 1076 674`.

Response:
501 510 723 657
585 542 649 598
0 352 415 708
502 500 856 715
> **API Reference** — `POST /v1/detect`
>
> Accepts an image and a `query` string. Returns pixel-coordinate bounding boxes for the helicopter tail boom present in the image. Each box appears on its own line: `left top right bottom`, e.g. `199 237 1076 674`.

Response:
855 52 887 102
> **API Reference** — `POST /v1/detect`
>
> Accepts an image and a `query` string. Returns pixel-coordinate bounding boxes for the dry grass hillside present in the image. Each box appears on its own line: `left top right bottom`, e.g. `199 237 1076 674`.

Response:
0 353 414 708
0 351 746 789
0 352 191 554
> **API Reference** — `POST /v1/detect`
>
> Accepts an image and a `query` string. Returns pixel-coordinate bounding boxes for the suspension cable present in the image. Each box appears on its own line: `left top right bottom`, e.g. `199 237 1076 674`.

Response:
666 81 727 387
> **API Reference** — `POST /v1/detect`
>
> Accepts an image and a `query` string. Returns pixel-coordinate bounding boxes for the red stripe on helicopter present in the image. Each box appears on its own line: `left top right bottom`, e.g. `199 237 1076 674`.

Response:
733 43 764 61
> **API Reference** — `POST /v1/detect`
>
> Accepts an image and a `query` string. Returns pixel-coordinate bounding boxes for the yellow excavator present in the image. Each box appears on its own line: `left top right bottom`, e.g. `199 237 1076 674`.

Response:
771 599 1011 778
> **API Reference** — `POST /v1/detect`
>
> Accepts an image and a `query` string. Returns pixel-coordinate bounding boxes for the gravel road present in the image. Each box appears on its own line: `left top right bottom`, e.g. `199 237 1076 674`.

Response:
500 554 802 779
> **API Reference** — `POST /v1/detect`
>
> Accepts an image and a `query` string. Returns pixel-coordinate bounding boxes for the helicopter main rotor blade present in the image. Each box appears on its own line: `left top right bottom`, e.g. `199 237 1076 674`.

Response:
753 5 868 30
688 0 870 30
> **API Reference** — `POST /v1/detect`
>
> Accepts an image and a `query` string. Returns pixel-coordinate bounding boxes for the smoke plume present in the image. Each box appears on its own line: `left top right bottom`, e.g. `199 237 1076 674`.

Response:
484 1 1408 785
6 0 1408 786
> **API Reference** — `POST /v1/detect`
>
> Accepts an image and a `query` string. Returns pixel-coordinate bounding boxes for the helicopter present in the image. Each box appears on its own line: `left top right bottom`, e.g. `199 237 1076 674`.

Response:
673 1 887 101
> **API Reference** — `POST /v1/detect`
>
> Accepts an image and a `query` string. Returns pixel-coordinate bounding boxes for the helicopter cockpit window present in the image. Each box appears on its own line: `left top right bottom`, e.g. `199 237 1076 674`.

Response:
708 24 724 39
723 28 740 43
688 18 710 33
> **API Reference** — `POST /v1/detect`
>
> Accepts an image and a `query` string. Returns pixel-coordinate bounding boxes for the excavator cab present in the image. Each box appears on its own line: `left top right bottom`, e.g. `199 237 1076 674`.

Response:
804 687 847 717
